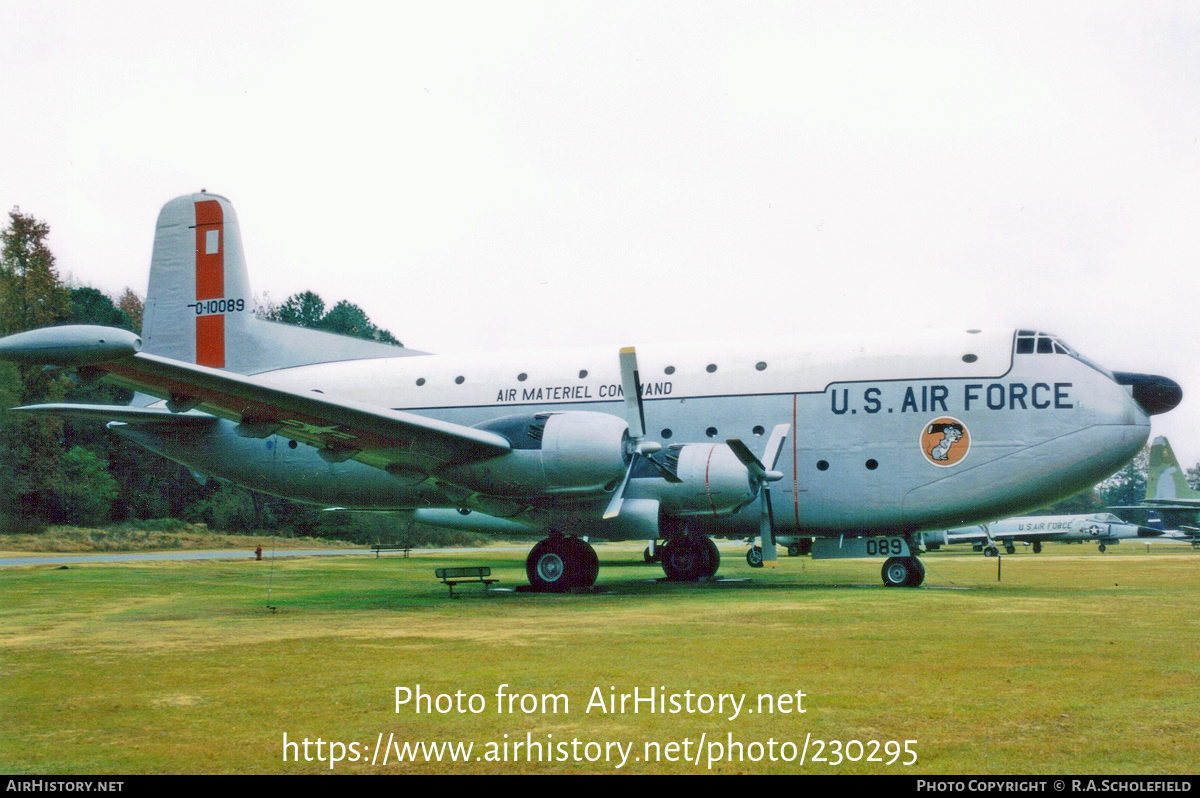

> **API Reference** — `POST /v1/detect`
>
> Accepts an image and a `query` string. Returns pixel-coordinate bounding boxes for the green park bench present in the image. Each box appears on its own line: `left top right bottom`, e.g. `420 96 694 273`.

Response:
434 566 498 597
371 543 413 558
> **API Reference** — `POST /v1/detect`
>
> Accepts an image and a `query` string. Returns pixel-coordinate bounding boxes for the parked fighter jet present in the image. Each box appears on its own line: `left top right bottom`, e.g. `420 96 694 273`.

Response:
0 193 1180 589
1111 437 1200 547
918 513 1161 555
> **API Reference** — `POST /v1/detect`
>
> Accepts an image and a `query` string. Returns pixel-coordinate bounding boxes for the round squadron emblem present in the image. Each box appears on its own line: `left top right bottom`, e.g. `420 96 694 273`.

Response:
921 417 970 467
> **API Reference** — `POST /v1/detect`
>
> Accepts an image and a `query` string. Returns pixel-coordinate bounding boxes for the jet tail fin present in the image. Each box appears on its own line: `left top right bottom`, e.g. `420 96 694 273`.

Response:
141 193 426 375
1146 436 1200 502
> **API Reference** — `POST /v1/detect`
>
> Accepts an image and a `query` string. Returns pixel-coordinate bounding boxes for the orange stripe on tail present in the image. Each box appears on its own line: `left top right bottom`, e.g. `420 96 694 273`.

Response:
196 314 225 369
194 200 225 367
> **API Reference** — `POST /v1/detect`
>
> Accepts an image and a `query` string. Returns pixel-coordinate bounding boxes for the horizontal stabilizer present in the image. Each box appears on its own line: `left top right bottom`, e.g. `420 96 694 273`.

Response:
8 402 217 427
0 325 141 366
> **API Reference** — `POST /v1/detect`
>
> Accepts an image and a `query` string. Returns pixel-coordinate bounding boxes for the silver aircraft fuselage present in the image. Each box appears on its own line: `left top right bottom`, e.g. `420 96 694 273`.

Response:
115 327 1150 541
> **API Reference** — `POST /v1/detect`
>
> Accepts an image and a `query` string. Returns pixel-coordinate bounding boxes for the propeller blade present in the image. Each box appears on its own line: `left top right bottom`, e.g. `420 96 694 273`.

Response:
605 347 653 519
744 424 790 567
762 423 790 471
618 346 646 440
642 453 683 484
761 487 778 566
603 454 637 520
726 438 767 481
727 423 790 487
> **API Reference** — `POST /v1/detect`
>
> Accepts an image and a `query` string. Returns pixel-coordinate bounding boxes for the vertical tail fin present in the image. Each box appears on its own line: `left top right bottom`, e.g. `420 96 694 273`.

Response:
1146 436 1200 501
140 193 426 374
141 193 251 369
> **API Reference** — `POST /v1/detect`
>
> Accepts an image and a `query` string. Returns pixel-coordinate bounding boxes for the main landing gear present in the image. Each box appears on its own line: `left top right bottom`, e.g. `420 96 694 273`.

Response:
881 556 926 587
525 534 599 592
660 534 720 581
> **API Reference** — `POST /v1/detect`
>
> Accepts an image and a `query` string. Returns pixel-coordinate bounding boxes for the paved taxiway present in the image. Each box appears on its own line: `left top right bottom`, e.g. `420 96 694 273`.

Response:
0 546 548 568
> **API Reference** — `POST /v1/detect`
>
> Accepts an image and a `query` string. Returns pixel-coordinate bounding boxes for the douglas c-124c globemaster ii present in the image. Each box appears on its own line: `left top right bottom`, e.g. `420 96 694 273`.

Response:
0 193 1181 590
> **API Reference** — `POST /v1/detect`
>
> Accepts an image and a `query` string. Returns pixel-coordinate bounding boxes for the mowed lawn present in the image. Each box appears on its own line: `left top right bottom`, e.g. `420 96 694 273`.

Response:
1 544 1197 774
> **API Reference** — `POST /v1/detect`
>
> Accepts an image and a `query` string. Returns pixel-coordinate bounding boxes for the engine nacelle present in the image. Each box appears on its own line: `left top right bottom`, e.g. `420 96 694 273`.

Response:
442 411 629 497
656 443 758 517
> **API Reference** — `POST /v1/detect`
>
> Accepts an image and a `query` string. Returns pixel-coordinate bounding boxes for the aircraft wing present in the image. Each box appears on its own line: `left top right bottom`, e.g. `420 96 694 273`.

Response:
24 352 512 471
943 529 988 544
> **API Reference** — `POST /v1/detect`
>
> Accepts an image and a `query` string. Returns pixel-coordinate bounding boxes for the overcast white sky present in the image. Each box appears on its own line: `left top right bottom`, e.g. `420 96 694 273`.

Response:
2 1 1199 463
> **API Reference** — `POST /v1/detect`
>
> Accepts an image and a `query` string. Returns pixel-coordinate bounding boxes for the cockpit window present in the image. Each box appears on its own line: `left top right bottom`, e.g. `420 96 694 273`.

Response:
1016 331 1075 357
1014 330 1114 379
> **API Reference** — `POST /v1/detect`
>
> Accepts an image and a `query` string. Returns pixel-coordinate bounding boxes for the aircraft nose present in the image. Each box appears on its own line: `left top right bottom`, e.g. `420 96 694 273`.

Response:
1112 372 1183 416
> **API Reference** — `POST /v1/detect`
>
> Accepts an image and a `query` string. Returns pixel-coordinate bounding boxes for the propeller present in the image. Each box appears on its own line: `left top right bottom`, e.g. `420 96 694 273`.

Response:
727 423 790 567
603 347 676 520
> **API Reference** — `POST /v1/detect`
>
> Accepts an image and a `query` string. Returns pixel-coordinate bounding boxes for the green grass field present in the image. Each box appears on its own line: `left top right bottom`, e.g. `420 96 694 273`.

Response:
2 543 1197 774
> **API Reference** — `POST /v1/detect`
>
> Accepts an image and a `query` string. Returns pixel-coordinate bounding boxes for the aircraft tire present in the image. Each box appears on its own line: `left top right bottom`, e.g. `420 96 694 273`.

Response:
746 546 764 568
563 536 599 587
787 544 802 557
526 537 597 591
882 556 924 588
661 536 712 581
702 536 720 578
984 546 999 557
526 539 569 592
643 546 660 564
1032 542 1042 554
1098 544 1107 553
907 556 926 587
